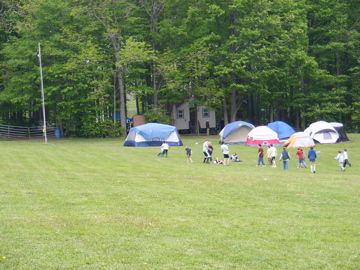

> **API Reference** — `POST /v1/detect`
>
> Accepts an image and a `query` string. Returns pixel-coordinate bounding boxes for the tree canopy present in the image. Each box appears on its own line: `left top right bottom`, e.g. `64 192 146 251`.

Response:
0 0 359 136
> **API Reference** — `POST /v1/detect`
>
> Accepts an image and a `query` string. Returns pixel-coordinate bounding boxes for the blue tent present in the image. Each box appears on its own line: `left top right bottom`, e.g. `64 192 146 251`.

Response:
219 121 255 144
123 123 183 147
267 121 296 140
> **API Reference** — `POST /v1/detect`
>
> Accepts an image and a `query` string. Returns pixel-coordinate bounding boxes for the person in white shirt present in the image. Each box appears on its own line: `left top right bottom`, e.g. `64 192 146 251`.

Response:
160 141 169 157
220 141 230 166
202 139 210 163
334 150 345 171
269 144 277 168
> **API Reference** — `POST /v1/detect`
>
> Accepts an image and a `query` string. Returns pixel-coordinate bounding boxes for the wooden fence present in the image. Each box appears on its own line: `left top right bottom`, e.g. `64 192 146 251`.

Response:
0 124 56 140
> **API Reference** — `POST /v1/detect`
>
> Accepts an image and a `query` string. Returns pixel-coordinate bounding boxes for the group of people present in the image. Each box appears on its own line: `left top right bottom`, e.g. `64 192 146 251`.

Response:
176 140 352 173
199 139 233 166
185 139 242 166
256 144 317 172
334 149 352 171
257 144 352 173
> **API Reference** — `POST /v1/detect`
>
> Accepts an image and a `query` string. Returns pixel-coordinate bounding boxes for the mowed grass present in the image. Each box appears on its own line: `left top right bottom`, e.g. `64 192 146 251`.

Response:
0 134 359 269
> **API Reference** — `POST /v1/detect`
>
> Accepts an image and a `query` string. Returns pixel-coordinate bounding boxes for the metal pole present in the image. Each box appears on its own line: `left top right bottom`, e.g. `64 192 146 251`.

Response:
38 43 47 144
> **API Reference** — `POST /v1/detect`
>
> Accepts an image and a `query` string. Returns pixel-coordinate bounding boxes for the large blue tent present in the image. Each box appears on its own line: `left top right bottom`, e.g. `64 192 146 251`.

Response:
267 121 296 140
123 123 183 147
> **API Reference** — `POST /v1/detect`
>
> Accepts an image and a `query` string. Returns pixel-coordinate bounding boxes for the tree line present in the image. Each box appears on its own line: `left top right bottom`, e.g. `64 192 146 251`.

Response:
0 0 359 137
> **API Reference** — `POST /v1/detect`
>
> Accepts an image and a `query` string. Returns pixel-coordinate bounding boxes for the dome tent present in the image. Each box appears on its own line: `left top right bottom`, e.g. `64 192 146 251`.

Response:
219 121 255 144
245 126 281 146
304 121 339 144
123 123 183 147
283 132 316 148
267 121 296 141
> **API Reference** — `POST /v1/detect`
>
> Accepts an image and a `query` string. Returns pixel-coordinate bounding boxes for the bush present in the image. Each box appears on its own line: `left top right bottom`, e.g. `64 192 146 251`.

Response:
80 117 122 138
144 107 172 125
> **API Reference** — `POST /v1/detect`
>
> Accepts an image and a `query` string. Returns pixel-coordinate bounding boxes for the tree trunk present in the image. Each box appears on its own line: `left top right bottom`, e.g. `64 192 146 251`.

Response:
223 98 228 126
116 67 127 135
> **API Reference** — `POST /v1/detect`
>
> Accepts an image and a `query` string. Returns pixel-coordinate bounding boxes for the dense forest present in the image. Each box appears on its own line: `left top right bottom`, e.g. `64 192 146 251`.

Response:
0 0 359 137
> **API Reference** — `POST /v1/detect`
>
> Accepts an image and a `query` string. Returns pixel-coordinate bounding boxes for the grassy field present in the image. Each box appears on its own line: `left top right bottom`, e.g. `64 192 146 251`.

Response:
0 134 359 269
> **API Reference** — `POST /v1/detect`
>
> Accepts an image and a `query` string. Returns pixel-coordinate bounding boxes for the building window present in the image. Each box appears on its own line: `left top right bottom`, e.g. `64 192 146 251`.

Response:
177 109 184 119
202 108 209 118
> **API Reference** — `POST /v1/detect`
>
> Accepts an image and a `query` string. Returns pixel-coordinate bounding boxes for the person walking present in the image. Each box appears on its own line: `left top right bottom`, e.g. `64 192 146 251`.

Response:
301 148 307 168
334 150 345 171
295 148 306 168
307 147 317 173
256 144 266 166
266 145 272 165
279 147 290 170
185 146 193 163
269 144 277 168
343 149 352 168
220 141 230 166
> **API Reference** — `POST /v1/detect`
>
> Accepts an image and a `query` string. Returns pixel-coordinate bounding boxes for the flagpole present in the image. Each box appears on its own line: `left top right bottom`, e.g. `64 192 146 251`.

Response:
38 42 47 144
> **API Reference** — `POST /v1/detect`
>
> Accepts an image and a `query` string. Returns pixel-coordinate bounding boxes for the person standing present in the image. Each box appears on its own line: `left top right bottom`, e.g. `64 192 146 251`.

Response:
206 120 210 136
220 141 230 166
334 151 345 171
343 149 352 168
185 146 193 163
256 144 266 166
279 147 290 170
269 144 277 168
266 145 272 165
307 147 317 173
202 139 210 163
160 141 169 157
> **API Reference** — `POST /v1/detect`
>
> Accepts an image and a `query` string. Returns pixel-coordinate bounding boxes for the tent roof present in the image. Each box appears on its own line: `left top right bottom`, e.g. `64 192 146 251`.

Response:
267 121 296 140
246 126 280 146
124 123 183 146
220 121 255 139
283 132 315 148
304 121 339 144
129 123 177 141
247 125 279 139
306 121 337 134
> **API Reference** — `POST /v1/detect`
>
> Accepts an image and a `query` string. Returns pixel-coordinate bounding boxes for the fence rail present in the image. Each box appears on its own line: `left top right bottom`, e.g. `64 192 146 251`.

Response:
0 124 56 140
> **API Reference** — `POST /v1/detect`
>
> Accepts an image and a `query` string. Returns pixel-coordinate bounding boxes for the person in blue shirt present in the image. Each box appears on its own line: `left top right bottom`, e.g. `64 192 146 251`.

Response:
185 146 193 163
307 147 317 173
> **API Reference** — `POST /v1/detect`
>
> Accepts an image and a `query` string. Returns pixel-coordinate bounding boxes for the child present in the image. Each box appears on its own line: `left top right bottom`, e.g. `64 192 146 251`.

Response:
160 141 169 157
213 157 223 164
343 149 352 167
279 147 290 170
334 150 345 171
208 142 213 162
185 146 193 163
295 148 306 168
231 152 242 162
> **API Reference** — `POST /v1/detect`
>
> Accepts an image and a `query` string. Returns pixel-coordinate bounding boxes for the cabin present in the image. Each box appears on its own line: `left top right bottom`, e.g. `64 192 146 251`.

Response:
173 102 216 133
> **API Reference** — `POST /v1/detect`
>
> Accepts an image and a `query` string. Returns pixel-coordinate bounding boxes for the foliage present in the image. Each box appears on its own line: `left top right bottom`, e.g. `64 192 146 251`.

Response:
143 106 172 125
0 0 359 134
80 116 122 137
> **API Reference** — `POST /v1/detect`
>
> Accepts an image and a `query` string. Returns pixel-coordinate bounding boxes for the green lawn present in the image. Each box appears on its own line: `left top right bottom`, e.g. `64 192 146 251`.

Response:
1 134 359 269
